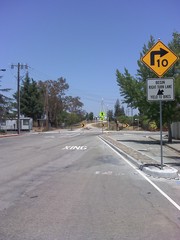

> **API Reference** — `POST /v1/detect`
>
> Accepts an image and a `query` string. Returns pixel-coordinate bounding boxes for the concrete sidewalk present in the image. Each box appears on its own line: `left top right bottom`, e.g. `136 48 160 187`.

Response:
150 134 180 154
101 131 180 179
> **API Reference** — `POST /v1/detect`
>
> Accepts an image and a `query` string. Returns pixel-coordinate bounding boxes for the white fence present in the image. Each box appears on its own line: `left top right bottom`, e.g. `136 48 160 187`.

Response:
0 118 33 131
171 122 180 139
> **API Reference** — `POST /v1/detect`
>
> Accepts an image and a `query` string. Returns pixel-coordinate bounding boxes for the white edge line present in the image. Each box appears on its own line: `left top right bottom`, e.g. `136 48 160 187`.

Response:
98 136 180 211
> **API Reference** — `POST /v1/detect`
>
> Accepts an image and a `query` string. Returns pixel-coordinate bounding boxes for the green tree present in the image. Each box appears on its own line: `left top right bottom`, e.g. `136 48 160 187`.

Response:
107 109 113 121
38 78 84 128
114 99 125 117
65 96 83 113
116 32 180 142
0 78 13 120
63 96 84 129
38 77 69 127
87 112 94 121
18 73 43 121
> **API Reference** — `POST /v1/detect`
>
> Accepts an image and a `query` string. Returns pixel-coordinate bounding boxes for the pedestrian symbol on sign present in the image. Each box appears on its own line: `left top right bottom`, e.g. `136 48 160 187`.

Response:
99 111 105 120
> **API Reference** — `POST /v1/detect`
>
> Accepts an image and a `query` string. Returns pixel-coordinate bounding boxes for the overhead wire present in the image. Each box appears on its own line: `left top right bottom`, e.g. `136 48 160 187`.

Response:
24 65 127 113
27 65 122 103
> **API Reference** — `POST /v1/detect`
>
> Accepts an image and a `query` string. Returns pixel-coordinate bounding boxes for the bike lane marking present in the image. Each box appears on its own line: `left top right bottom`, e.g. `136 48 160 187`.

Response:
99 137 180 211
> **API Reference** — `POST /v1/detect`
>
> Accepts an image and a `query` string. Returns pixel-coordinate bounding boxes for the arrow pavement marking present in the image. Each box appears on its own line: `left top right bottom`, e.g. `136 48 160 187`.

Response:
150 48 168 65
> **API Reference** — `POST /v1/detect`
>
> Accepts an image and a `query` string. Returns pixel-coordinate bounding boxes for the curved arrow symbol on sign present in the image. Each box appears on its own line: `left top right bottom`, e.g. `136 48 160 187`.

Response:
150 48 168 66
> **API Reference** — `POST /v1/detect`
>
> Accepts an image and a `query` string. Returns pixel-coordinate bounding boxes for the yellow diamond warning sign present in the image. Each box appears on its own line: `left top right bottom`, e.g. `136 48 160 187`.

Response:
141 40 179 77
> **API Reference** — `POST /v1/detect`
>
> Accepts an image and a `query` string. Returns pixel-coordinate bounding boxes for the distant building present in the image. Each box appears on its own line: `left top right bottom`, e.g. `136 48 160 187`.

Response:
0 117 33 131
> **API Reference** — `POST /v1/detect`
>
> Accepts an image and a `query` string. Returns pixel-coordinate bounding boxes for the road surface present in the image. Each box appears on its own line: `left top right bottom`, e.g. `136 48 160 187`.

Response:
0 129 179 239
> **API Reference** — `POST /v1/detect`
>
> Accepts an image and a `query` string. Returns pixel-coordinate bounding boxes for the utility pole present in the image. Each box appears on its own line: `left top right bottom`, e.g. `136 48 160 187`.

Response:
11 63 28 134
45 83 49 131
0 68 6 123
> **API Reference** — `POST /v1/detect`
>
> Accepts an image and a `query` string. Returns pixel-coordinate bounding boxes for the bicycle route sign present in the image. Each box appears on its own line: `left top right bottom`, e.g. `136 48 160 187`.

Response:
147 78 174 101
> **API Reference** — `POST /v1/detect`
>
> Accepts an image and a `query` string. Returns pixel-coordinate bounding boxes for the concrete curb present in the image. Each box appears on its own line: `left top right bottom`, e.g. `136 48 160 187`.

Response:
0 134 19 138
141 165 179 179
99 135 142 168
99 135 179 180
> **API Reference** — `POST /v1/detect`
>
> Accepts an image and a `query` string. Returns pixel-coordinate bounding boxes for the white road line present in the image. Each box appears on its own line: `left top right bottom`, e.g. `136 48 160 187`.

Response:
99 137 180 211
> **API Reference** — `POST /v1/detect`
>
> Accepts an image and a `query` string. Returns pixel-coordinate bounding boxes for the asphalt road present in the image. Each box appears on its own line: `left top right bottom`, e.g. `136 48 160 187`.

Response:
0 130 179 239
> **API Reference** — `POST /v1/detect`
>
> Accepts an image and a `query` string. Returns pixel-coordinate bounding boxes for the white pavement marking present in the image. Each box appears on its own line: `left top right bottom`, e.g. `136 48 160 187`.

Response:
99 136 180 211
95 171 125 176
62 146 87 150
102 171 113 175
44 136 55 139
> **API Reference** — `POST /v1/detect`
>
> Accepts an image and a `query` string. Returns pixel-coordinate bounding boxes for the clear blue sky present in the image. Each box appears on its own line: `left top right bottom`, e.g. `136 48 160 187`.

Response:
1 0 179 116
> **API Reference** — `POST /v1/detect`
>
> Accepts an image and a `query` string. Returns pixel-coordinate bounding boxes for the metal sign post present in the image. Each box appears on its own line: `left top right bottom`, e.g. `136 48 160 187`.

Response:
102 122 104 134
141 39 178 170
99 111 105 134
146 78 174 170
159 100 163 169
